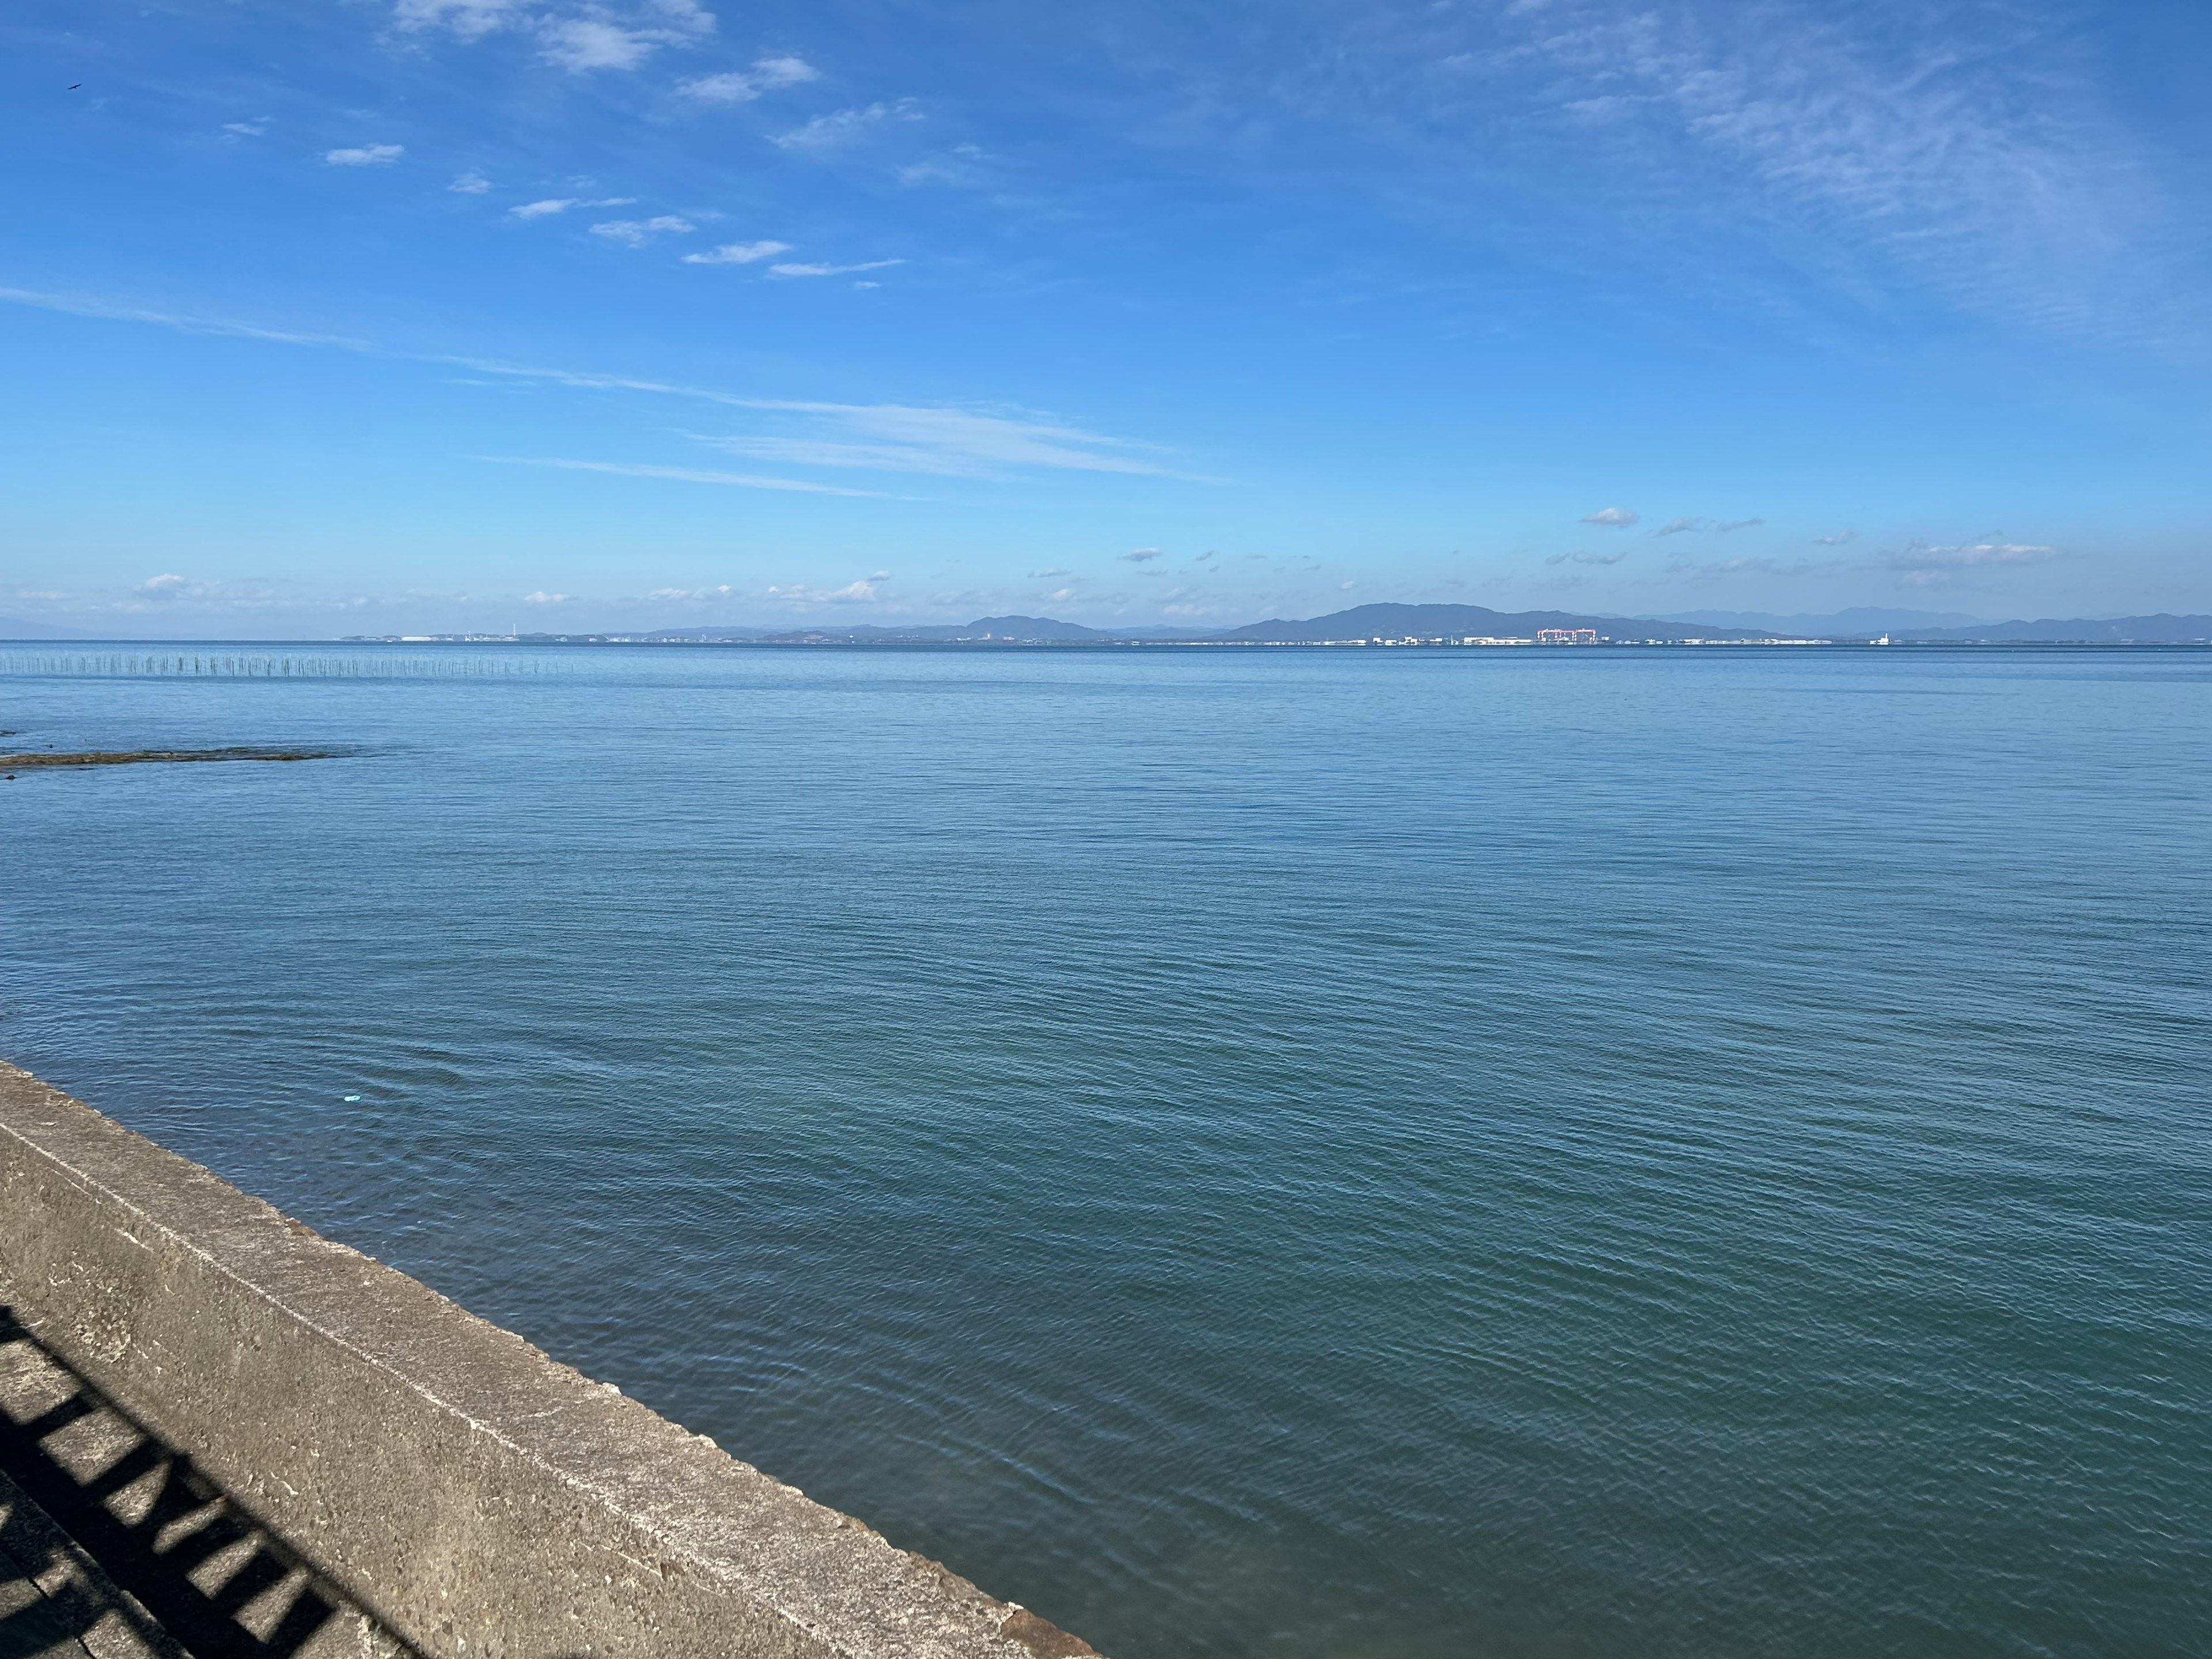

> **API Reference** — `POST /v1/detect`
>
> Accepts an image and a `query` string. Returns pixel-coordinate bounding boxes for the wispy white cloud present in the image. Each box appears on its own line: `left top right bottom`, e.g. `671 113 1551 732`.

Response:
222 118 270 138
678 56 818 101
1884 541 2058 584
762 577 889 604
523 589 572 603
1813 529 1855 546
688 403 1183 478
772 100 922 155
590 215 696 245
1582 506 1637 527
0 285 371 350
449 172 493 194
326 144 404 166
0 284 1195 492
540 19 658 71
396 0 714 73
478 456 886 495
1546 550 1628 565
393 0 524 39
1120 547 1164 562
681 239 792 264
509 196 632 218
765 259 902 279
1655 516 1700 536
897 144 988 188
1718 517 1764 532
1480 1 2191 343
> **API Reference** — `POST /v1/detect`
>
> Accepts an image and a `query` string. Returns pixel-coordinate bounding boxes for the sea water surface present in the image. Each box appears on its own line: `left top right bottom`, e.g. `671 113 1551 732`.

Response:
1 644 2207 1657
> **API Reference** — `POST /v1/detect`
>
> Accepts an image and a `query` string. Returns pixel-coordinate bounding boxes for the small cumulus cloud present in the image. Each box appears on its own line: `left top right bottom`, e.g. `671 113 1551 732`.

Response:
682 238 792 264
590 215 696 245
523 589 571 604
449 172 493 194
678 56 819 101
222 118 270 138
1656 517 1701 536
773 99 921 154
1812 530 1855 545
1120 547 1164 562
1029 567 1071 578
326 143 404 165
1581 506 1638 527
766 259 902 278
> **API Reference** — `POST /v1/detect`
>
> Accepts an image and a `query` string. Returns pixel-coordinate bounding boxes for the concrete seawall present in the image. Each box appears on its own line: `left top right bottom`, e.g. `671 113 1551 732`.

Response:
0 1060 1100 1659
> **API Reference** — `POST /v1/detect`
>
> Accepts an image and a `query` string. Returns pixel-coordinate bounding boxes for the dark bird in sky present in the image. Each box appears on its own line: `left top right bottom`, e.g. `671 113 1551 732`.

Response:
67 84 81 89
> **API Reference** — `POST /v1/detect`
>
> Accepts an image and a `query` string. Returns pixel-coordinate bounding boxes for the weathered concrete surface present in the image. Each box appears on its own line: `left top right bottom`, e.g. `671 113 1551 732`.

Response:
0 1062 1100 1659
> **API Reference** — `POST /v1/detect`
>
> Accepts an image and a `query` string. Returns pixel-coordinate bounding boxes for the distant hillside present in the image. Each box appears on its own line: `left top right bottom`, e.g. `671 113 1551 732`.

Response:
1896 614 2212 643
1661 607 1984 633
1211 603 1762 642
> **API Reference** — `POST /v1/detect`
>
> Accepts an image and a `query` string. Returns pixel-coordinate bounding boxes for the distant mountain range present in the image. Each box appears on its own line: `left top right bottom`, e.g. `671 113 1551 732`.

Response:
34 605 2206 648
719 604 2209 646
1209 603 1765 641
1892 613 2212 643
642 604 1771 645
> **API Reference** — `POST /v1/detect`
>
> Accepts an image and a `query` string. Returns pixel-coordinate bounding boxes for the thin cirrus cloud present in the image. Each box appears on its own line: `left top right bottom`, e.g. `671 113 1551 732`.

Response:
766 259 902 279
1885 541 2058 584
1655 517 1700 536
509 196 633 219
478 457 887 496
1582 507 1638 527
686 402 1184 479
0 285 1196 493
679 57 819 102
325 144 404 165
1547 551 1628 566
682 240 792 265
449 172 493 194
590 215 696 245
772 100 923 155
1425 0 2195 344
1120 548 1164 562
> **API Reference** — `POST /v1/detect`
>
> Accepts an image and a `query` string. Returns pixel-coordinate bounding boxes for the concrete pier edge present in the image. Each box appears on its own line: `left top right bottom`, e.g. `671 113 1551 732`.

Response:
0 1060 1100 1659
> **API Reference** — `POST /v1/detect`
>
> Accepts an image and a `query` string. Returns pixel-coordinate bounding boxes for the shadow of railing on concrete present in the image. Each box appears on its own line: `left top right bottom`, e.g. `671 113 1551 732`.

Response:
0 1306 402 1658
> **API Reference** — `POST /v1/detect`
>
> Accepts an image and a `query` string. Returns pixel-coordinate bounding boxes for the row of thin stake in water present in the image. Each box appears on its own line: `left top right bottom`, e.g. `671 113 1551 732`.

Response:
0 649 557 680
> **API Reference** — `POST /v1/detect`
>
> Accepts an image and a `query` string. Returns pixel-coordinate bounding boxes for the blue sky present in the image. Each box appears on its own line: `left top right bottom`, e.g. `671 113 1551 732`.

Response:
3 0 2208 635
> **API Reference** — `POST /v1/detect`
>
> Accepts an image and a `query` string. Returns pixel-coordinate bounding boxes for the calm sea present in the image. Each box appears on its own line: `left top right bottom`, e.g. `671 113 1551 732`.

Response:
2 644 2207 1657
